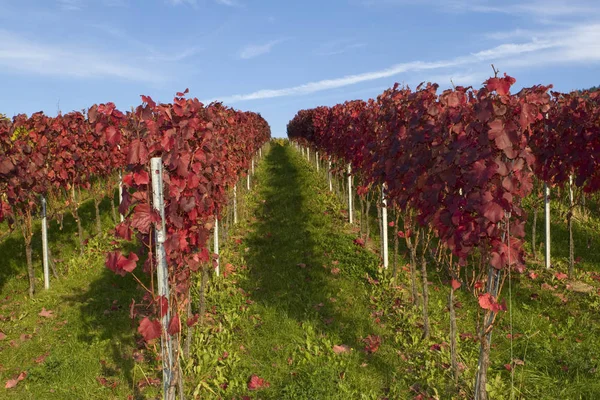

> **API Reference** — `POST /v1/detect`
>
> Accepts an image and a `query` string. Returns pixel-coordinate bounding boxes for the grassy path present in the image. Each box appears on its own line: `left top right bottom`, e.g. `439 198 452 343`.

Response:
191 143 421 399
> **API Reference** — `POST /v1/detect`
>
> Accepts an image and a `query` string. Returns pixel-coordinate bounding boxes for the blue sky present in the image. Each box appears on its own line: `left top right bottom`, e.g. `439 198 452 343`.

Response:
1 0 599 137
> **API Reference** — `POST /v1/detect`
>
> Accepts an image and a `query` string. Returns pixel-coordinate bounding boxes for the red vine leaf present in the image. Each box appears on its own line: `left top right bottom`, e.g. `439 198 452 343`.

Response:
138 317 162 342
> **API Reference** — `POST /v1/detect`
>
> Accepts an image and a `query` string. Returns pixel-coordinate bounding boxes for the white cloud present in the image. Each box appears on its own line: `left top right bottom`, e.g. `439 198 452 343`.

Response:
239 39 285 59
471 40 555 59
0 30 163 83
207 23 600 104
484 28 537 41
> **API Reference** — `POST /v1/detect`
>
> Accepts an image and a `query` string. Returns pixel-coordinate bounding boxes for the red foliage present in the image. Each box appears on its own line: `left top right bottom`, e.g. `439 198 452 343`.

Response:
138 317 162 342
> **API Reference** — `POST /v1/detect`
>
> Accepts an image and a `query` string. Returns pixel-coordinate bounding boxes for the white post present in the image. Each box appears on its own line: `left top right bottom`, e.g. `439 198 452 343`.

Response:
259 147 262 159
316 151 319 172
233 184 238 224
347 164 353 224
151 157 173 399
214 216 219 277
544 183 551 269
307 147 310 162
301 147 305 157
569 175 574 207
251 158 255 176
41 195 50 290
247 173 251 191
381 185 389 269
328 159 332 192
118 170 124 222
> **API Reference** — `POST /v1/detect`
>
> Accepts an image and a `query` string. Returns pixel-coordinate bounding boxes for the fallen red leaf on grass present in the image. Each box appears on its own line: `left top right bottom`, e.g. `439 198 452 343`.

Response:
34 352 49 364
39 308 54 318
528 271 538 280
20 334 32 342
333 344 350 354
353 238 365 247
363 335 381 354
555 272 568 281
430 344 442 352
247 374 270 390
5 371 26 389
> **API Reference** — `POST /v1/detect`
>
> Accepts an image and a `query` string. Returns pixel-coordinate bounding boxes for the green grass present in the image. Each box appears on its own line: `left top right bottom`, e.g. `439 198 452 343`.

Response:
2 142 600 399
0 195 160 399
190 143 457 398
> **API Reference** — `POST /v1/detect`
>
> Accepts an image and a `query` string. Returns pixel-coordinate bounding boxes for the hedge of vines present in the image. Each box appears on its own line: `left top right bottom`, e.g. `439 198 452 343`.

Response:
288 74 600 399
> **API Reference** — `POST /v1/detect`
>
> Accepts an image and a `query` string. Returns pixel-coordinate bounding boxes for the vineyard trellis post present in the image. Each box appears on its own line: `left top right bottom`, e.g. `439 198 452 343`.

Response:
347 164 353 224
233 183 238 224
474 264 502 400
316 151 319 172
568 175 574 275
328 158 332 192
151 157 174 400
118 170 124 222
251 158 255 176
214 216 220 277
544 183 551 269
381 185 388 269
41 195 50 290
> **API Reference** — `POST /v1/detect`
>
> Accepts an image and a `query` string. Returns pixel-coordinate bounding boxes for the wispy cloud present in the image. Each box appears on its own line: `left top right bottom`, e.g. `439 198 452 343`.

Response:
207 23 600 103
57 0 82 11
361 0 600 19
484 28 537 41
90 24 203 62
168 0 196 5
0 30 163 83
215 0 238 6
56 0 127 10
168 0 238 6
315 40 367 56
239 39 285 59
471 40 555 59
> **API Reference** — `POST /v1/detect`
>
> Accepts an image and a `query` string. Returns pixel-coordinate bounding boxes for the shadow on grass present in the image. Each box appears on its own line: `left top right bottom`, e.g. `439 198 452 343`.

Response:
61 264 146 399
0 193 118 294
525 205 600 271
